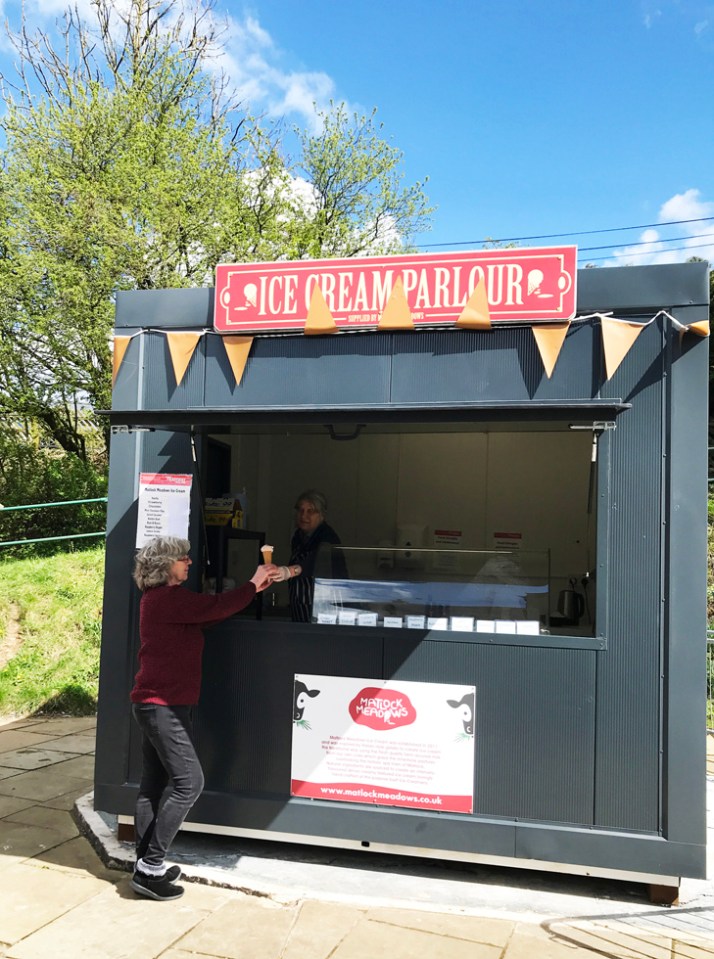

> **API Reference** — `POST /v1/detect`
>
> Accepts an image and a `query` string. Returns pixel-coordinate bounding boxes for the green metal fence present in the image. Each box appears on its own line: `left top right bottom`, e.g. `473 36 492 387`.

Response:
0 498 107 547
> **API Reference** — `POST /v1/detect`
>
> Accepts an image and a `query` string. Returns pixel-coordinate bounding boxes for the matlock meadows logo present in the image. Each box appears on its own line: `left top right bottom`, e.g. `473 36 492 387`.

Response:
348 687 417 731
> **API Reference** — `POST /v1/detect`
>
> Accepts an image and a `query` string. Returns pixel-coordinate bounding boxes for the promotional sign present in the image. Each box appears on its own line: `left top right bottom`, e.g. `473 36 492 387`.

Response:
291 674 476 813
492 531 523 551
215 246 577 333
136 473 192 548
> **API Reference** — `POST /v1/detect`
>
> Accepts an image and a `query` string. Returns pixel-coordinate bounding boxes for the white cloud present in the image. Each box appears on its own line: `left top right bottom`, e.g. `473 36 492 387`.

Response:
640 0 714 47
641 2 662 28
205 11 342 131
606 189 714 266
659 187 714 222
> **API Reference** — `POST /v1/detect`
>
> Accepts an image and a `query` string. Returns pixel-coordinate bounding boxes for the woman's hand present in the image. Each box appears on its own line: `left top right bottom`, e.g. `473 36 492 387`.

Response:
250 564 276 592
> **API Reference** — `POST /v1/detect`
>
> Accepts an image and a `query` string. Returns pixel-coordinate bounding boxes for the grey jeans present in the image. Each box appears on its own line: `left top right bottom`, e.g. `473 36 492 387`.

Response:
131 703 205 868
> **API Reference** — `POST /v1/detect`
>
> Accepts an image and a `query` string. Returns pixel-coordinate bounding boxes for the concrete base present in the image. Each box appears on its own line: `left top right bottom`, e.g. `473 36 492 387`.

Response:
75 790 714 926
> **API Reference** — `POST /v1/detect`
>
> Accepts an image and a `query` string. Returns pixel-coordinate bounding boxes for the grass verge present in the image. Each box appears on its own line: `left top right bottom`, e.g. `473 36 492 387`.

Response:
0 546 104 719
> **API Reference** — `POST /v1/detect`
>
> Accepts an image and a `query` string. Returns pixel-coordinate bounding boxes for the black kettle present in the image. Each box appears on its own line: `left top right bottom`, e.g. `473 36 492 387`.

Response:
558 578 584 623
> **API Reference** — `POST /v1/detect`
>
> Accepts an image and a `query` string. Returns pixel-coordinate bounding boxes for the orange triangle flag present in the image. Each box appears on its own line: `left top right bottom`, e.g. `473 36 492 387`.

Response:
166 331 202 385
378 277 414 330
112 335 131 386
456 280 491 329
532 322 570 379
304 285 338 334
222 336 254 386
601 317 644 380
686 319 710 337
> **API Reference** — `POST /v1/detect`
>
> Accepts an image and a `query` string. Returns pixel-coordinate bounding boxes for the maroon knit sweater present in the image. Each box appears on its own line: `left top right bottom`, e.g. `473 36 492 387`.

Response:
130 582 256 706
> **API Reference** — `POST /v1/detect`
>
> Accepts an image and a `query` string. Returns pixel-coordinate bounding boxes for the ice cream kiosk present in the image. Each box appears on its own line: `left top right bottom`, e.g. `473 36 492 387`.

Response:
95 249 709 902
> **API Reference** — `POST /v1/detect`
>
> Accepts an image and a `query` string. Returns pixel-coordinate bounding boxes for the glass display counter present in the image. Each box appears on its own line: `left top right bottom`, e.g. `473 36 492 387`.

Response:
312 546 550 634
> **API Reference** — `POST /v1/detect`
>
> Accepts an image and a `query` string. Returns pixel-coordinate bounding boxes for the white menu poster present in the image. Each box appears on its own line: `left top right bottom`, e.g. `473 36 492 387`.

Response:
291 675 476 814
136 473 193 548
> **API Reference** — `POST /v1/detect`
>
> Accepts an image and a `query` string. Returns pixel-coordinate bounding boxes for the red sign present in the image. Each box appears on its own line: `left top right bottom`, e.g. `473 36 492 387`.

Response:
214 246 577 333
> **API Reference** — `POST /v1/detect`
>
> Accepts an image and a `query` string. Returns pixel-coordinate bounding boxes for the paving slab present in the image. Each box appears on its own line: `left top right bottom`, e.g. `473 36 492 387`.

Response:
32 834 120 881
5 805 80 843
554 908 714 945
0 730 61 752
278 901 367 959
160 952 226 959
172 895 299 959
503 922 593 959
0 764 89 801
0 795 34 817
369 906 516 947
0 818 71 864
330 913 503 959
0 860 107 943
0 717 48 730
0 767 22 782
672 940 714 957
0 747 80 771
5 881 233 959
46 733 96 754
44 785 96 811
23 716 96 736
542 922 675 959
47 753 94 778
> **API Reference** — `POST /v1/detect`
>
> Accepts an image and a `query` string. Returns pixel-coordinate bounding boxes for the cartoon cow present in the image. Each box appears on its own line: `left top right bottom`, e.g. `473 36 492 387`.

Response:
294 680 320 721
447 692 474 735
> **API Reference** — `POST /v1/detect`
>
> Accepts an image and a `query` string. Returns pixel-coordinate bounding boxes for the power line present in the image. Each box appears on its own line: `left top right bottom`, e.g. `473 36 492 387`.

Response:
579 232 714 254
417 216 714 250
578 238 714 265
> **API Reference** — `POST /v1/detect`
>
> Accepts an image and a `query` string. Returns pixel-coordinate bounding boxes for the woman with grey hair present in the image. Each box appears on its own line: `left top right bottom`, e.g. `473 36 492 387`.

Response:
272 489 341 622
129 536 276 901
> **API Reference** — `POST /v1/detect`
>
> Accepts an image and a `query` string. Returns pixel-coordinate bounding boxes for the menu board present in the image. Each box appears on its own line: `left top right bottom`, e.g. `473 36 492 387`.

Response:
135 473 192 548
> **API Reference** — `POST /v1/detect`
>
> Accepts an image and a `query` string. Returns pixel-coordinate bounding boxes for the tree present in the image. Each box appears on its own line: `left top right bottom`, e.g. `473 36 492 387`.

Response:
291 103 432 259
0 0 257 457
0 0 433 465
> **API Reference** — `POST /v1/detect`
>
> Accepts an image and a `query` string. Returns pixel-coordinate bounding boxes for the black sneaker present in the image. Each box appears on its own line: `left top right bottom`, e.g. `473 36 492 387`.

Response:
133 863 181 882
131 869 184 901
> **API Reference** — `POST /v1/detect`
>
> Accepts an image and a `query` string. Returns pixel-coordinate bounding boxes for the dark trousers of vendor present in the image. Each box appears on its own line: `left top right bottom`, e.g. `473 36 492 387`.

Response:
131 704 204 869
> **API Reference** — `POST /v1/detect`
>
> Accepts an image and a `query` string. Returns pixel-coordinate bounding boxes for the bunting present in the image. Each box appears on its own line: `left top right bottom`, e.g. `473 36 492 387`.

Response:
109 307 710 392
166 331 202 386
112 336 132 386
600 317 646 380
686 320 710 337
531 322 570 379
657 309 711 338
222 336 254 386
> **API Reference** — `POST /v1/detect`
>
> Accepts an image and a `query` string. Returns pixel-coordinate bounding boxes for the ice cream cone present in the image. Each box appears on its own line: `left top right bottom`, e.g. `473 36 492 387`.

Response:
260 545 274 565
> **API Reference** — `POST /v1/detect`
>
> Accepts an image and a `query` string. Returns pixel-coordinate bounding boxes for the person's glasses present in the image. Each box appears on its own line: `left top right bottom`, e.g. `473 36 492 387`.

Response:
177 555 191 562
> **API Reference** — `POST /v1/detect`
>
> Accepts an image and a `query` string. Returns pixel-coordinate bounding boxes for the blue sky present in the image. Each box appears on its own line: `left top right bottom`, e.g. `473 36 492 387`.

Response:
1 0 712 267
